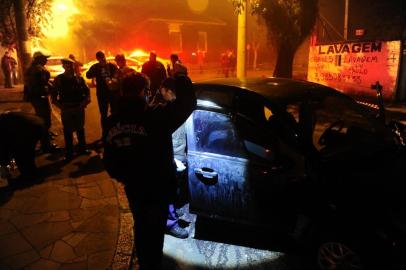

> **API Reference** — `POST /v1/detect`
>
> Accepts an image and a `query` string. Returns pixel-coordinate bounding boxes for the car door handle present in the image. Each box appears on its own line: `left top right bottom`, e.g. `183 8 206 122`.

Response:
194 167 218 185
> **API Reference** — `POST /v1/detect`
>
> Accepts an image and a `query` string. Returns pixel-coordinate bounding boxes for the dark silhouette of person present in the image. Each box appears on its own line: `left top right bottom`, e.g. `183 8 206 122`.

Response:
109 54 136 115
24 51 58 152
9 55 18 85
0 111 48 180
167 54 188 78
68 54 83 77
86 51 118 139
1 51 13 88
141 51 167 98
103 73 196 269
150 77 190 239
52 58 91 160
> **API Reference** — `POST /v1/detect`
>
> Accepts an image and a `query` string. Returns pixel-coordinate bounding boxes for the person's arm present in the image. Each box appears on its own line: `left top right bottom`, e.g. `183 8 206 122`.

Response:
162 75 196 134
50 77 62 109
80 78 91 108
86 64 96 79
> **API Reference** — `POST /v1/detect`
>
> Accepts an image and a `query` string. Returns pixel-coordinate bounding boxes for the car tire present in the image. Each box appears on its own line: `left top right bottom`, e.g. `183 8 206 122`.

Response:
316 239 364 270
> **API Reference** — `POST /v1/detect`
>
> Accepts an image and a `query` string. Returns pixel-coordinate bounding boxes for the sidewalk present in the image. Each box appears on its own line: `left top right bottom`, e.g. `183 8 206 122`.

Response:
0 85 134 270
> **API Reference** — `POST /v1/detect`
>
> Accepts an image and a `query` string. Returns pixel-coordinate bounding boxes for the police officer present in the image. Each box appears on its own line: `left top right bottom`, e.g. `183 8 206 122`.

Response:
24 51 58 152
52 58 91 160
103 73 196 269
0 111 48 181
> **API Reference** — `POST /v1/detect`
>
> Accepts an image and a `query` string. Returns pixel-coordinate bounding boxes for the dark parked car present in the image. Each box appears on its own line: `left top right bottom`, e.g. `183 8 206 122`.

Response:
184 77 406 270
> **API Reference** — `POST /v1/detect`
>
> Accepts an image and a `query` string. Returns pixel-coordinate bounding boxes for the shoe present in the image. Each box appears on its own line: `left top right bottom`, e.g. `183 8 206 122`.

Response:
42 144 60 153
64 152 73 161
77 147 91 155
165 224 189 239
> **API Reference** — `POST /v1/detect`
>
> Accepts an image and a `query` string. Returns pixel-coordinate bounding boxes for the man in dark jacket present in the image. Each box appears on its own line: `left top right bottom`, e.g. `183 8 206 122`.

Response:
141 51 167 98
103 73 196 270
1 51 13 88
86 51 118 138
52 58 91 160
0 111 47 180
24 51 58 152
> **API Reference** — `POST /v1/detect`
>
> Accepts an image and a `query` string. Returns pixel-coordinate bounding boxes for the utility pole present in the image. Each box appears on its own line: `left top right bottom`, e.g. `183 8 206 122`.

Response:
344 0 349 40
14 0 31 77
237 0 247 80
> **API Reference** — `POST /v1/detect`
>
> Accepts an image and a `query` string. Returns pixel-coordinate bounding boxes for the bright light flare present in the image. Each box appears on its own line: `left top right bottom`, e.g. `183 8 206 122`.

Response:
42 0 79 38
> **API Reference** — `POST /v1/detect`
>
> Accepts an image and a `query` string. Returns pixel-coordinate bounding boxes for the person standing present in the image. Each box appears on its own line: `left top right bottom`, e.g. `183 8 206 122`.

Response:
24 51 58 152
103 73 196 269
0 111 48 181
141 51 167 98
110 54 135 115
68 54 83 77
154 77 190 239
1 51 13 88
10 55 18 85
86 51 118 139
166 54 188 78
52 58 91 160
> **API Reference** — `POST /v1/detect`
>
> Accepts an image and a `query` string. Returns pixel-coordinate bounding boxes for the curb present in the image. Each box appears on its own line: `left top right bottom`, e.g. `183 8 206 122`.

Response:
111 181 135 270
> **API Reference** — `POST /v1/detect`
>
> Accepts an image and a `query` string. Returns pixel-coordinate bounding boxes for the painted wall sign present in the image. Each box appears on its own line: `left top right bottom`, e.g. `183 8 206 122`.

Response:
308 41 401 99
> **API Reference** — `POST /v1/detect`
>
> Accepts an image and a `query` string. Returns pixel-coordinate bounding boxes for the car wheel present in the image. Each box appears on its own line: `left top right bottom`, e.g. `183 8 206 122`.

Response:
317 241 364 270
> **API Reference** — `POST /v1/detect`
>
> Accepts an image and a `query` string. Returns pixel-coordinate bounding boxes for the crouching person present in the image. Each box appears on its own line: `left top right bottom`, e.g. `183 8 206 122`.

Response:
0 111 47 181
103 73 196 270
52 58 91 161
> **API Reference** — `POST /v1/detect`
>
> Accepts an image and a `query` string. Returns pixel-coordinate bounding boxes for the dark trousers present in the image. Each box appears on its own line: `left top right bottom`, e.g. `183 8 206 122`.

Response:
63 128 86 154
31 98 53 149
125 186 168 270
96 92 111 137
13 139 39 179
2 69 12 88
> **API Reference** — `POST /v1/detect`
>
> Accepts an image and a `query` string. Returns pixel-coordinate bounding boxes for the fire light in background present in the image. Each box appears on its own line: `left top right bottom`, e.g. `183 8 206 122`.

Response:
187 0 209 13
42 0 79 38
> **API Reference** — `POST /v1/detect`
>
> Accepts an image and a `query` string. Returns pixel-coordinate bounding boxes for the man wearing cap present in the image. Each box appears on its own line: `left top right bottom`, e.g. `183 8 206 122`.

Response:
52 58 91 160
141 51 167 98
86 51 118 139
24 51 58 152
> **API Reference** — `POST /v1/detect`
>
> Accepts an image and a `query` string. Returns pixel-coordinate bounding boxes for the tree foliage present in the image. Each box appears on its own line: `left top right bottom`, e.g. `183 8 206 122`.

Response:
232 0 318 77
0 0 52 48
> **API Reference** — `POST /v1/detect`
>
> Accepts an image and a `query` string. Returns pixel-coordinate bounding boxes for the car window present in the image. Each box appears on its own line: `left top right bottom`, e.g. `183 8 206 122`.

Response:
313 95 380 150
235 116 276 162
237 92 270 125
190 110 245 157
195 88 234 108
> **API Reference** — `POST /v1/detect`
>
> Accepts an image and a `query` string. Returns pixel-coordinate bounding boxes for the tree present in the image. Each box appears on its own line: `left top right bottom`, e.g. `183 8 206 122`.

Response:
232 0 318 78
0 0 51 74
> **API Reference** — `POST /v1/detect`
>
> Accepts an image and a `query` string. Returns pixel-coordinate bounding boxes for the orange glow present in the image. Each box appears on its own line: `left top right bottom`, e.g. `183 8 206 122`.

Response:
42 0 79 38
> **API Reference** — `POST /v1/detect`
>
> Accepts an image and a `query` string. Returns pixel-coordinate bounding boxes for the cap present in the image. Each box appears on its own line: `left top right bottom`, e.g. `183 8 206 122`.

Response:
61 58 75 64
33 51 50 59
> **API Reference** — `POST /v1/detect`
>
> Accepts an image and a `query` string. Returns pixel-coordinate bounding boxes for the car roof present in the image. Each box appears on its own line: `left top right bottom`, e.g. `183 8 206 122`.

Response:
193 77 348 104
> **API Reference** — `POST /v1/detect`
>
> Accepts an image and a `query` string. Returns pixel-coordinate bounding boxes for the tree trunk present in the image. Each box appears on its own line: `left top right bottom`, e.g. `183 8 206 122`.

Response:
273 45 295 78
253 44 259 70
14 0 31 80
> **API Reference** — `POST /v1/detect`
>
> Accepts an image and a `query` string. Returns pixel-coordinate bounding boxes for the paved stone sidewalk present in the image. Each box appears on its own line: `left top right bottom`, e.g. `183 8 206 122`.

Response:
0 172 133 270
0 85 135 270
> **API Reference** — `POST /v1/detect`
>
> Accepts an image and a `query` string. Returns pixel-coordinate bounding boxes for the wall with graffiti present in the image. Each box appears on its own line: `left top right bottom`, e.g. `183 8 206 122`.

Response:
307 41 401 99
